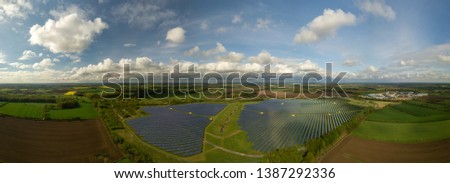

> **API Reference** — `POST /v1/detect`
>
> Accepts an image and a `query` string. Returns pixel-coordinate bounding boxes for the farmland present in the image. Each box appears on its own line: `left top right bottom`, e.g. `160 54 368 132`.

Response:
352 101 450 143
0 103 47 119
352 120 450 143
49 101 99 120
0 101 99 120
322 95 450 162
0 116 121 162
0 83 449 163
321 136 450 163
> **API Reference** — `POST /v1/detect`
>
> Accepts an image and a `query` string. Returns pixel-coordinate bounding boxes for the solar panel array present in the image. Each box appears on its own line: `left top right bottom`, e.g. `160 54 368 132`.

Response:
127 103 226 157
238 99 361 152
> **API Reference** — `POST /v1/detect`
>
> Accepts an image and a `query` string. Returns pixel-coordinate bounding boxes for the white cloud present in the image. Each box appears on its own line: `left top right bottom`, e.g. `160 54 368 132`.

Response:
18 50 37 60
296 60 320 71
200 21 208 30
437 55 450 64
293 9 356 44
217 51 245 63
392 43 450 65
199 61 239 73
112 1 176 29
32 58 54 70
0 52 6 63
232 15 242 24
256 18 271 30
49 4 88 19
0 69 68 83
29 13 108 53
185 43 227 57
0 0 33 22
342 59 360 67
399 60 416 66
184 46 199 56
358 0 396 21
70 57 166 81
72 59 81 63
98 0 108 4
202 42 226 56
366 65 378 73
123 43 136 47
9 62 31 69
166 27 185 44
216 27 229 34
249 50 277 64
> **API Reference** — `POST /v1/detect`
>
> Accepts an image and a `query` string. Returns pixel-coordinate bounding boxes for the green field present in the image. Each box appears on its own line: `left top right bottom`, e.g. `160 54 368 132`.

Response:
352 120 450 143
204 102 263 156
366 103 449 123
353 101 450 143
49 102 99 120
0 103 47 119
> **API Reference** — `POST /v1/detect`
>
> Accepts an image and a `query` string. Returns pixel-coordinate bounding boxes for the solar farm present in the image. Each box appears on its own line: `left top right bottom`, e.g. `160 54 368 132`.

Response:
127 103 226 156
238 99 362 152
127 99 362 157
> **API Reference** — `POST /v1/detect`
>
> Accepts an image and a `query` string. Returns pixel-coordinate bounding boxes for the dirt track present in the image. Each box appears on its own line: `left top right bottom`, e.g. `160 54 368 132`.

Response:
0 116 122 162
321 135 450 163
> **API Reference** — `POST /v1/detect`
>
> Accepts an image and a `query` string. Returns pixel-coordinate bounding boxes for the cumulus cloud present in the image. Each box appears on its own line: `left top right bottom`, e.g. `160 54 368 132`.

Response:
49 4 88 19
358 0 396 21
9 62 31 69
184 46 200 56
216 27 229 34
399 60 416 66
256 18 271 30
366 65 378 73
392 43 450 66
0 52 6 64
200 21 208 30
0 0 32 22
295 60 320 71
202 42 226 56
18 50 37 60
166 27 185 44
232 15 242 24
32 58 54 70
437 55 450 64
217 51 245 63
293 9 356 44
342 59 360 67
184 43 226 57
123 43 136 47
112 1 176 29
249 50 277 64
72 59 81 63
70 57 167 81
29 13 108 53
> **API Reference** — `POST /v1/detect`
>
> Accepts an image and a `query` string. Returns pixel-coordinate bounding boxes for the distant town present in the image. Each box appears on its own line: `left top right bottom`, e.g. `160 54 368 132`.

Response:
361 91 428 100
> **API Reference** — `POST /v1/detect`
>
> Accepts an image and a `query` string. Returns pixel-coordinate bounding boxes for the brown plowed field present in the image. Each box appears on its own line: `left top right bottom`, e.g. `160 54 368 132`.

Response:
321 136 450 163
0 116 122 162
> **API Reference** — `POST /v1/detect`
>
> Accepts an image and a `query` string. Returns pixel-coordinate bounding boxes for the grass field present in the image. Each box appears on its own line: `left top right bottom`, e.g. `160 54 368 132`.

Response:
204 102 263 156
352 120 450 143
49 102 98 120
0 103 47 119
353 101 450 143
366 103 449 123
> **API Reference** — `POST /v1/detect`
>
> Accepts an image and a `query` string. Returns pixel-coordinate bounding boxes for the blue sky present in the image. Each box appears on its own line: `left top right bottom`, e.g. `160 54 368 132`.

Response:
0 0 449 83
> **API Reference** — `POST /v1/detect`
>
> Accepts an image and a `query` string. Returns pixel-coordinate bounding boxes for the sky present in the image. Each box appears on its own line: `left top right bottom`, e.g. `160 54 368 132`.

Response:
0 0 449 83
